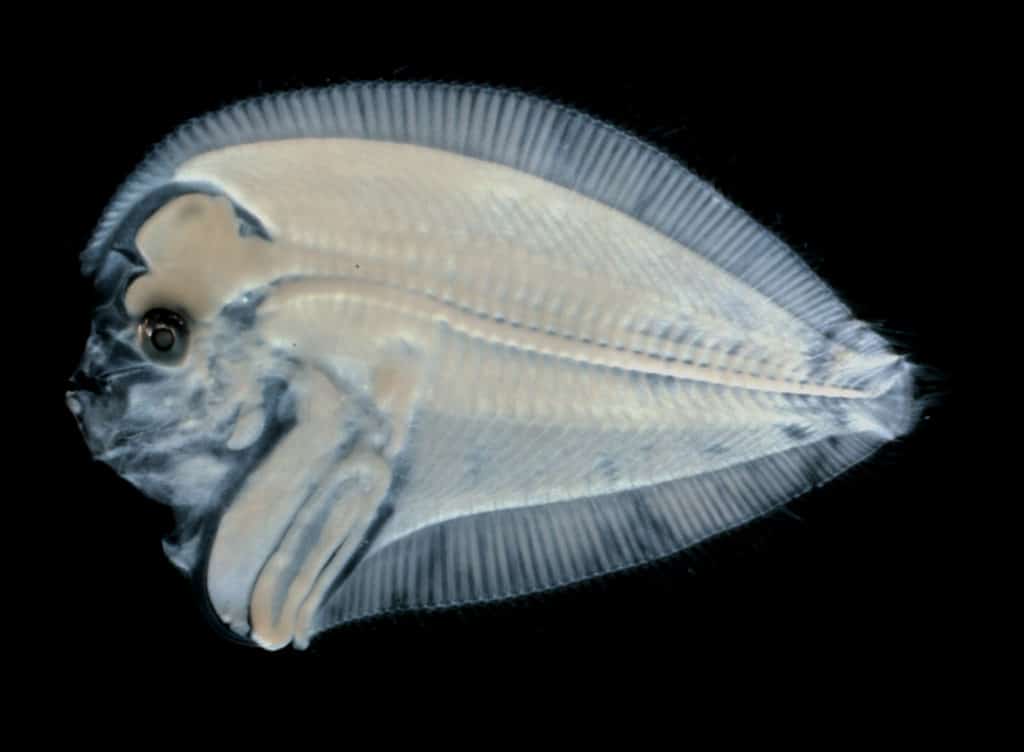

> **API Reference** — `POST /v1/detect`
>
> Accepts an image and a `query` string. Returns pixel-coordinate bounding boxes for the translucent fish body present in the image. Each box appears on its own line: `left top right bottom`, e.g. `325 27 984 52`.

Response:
67 84 917 650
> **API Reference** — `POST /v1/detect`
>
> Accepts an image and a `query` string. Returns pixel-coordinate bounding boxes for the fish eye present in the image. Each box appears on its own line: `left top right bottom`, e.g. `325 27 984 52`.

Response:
139 308 189 363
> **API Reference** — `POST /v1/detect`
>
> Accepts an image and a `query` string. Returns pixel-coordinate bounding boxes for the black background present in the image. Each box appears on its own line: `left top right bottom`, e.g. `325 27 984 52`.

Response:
34 45 962 686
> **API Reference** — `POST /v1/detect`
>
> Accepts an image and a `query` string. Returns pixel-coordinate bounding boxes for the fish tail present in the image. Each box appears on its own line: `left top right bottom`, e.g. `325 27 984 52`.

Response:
851 356 920 440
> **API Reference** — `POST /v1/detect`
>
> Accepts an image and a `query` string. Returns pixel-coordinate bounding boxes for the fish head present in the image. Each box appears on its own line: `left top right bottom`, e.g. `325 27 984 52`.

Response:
67 189 293 519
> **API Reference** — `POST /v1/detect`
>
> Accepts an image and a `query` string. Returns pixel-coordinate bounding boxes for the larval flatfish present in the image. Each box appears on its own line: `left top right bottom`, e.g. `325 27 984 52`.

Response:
66 83 918 650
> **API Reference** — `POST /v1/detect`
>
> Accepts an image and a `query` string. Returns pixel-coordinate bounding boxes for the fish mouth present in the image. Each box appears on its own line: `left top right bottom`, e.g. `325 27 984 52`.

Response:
66 390 103 456
66 390 84 420
65 389 133 469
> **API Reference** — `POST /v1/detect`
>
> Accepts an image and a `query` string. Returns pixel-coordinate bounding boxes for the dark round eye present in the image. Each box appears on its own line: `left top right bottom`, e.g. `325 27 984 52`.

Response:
139 308 189 363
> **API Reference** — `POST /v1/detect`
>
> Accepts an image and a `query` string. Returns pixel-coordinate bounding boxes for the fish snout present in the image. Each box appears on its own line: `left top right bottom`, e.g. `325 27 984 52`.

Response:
66 368 119 457
66 388 102 456
66 367 106 432
68 368 107 395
